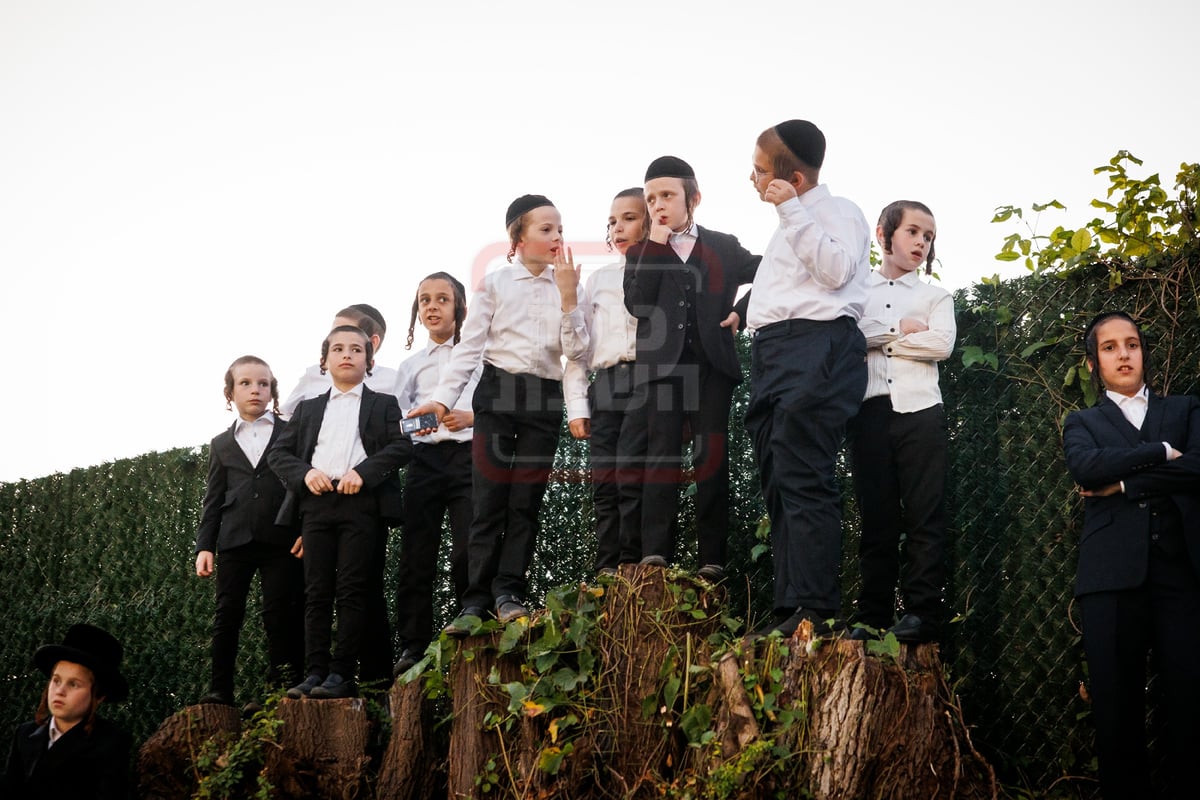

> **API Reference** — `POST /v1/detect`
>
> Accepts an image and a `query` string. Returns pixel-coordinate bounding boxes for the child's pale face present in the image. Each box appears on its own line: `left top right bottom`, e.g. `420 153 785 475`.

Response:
323 330 370 389
879 209 936 274
418 278 458 344
644 177 692 231
607 196 646 256
47 661 96 732
229 363 274 421
1091 317 1145 397
516 206 563 268
750 146 775 200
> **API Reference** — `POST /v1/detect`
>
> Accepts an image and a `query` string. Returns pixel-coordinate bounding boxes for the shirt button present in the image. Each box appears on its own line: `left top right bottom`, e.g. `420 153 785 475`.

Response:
890 328 896 333
887 379 892 383
889 281 894 285
886 304 891 308
677 323 684 330
1138 502 1147 508
678 300 685 307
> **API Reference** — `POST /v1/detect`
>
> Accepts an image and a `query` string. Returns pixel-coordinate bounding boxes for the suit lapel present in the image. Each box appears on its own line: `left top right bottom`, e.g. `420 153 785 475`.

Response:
358 386 375 451
1141 392 1165 443
1098 396 1140 446
216 422 254 470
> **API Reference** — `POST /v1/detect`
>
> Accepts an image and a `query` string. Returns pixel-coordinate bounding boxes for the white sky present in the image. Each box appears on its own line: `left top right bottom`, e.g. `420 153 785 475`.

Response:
1 0 1195 482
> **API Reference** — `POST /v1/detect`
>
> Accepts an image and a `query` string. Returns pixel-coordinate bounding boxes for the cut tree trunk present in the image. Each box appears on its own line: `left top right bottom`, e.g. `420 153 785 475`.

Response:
774 621 998 800
376 676 441 799
267 696 372 799
135 703 240 799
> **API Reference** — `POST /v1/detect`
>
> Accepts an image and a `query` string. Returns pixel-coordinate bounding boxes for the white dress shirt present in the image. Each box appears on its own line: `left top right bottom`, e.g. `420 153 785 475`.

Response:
233 412 276 467
1108 385 1149 430
669 224 697 262
310 384 367 480
858 270 956 412
746 185 871 330
432 260 589 411
280 364 398 418
563 258 639 421
394 340 479 444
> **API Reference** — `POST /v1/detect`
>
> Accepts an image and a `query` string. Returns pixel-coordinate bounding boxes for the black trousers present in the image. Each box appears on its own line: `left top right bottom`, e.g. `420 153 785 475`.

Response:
299 491 384 678
461 365 562 609
589 362 642 570
395 440 472 649
619 358 734 566
745 316 866 613
1079 516 1200 799
847 397 948 626
210 540 304 696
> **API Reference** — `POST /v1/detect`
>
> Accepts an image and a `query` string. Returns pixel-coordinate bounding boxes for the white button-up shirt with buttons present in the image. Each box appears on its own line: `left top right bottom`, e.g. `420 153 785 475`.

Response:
233 412 275 467
746 185 871 330
394 339 479 444
432 260 589 411
310 383 367 480
858 269 956 413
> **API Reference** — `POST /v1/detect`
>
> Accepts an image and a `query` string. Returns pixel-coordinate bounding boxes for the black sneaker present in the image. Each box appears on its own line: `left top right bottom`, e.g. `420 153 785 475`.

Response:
197 689 235 706
286 673 324 699
392 647 423 678
309 672 357 699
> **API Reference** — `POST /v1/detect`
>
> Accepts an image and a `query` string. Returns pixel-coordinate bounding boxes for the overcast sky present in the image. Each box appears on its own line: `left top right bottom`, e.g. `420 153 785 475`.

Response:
1 0 1195 482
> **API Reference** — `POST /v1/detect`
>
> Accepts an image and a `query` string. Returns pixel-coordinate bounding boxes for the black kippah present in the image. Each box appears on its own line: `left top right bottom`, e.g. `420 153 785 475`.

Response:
505 194 555 227
644 155 695 182
773 120 826 170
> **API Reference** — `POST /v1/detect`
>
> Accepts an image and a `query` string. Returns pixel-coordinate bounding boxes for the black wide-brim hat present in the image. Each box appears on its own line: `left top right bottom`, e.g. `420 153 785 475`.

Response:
34 623 129 703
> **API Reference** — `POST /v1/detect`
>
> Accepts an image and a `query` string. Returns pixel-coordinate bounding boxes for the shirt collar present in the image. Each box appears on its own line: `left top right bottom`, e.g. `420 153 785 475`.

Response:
797 183 831 209
423 338 452 356
234 411 275 434
513 259 555 282
867 269 921 286
1106 384 1148 406
48 717 62 746
331 382 364 399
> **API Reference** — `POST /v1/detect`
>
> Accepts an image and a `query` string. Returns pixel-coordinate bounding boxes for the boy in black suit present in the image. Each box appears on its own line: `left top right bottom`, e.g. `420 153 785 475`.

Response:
195 355 304 707
270 326 411 699
622 156 759 578
1063 311 1200 798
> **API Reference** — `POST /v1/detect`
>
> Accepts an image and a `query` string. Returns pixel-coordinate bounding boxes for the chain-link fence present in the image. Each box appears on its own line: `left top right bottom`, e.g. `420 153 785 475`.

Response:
2 258 1196 796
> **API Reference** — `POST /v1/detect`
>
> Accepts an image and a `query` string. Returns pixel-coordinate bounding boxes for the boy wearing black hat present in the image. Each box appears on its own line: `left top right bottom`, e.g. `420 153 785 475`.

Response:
744 119 871 636
411 194 588 634
622 156 759 579
4 623 132 799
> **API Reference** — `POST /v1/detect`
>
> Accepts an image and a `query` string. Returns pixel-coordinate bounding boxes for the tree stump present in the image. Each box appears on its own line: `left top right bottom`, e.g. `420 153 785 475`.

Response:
376 677 441 799
774 621 997 800
135 703 240 799
267 697 372 799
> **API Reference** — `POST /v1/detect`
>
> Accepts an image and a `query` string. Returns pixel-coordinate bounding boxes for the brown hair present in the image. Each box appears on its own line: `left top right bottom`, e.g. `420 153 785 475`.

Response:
223 355 281 415
607 187 651 250
877 200 937 275
406 272 468 349
755 127 819 186
319 325 375 378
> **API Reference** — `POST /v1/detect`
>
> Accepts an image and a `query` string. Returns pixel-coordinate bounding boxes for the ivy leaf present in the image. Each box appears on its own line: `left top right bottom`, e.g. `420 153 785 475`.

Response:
1019 339 1057 359
679 704 713 745
1032 199 1066 212
1071 229 1093 252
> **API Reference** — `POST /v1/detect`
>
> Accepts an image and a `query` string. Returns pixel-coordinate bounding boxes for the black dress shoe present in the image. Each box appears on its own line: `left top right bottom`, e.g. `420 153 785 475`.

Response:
495 596 529 624
887 614 939 643
309 673 357 699
392 648 423 678
771 607 844 638
697 564 726 583
443 606 488 638
241 700 264 717
287 673 325 699
846 625 881 642
640 555 668 568
197 689 235 706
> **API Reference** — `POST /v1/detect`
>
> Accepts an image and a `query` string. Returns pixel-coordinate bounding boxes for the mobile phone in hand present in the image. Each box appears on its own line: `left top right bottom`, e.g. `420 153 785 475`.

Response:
401 412 439 435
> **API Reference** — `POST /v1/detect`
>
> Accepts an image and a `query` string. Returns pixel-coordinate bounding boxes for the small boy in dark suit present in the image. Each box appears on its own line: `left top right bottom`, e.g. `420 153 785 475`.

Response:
195 355 304 707
621 156 759 579
269 326 411 699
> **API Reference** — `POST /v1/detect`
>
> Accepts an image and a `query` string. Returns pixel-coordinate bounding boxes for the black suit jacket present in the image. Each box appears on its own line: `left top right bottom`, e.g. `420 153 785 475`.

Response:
195 417 293 553
3 717 131 800
623 226 759 384
268 385 411 526
1063 392 1200 596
